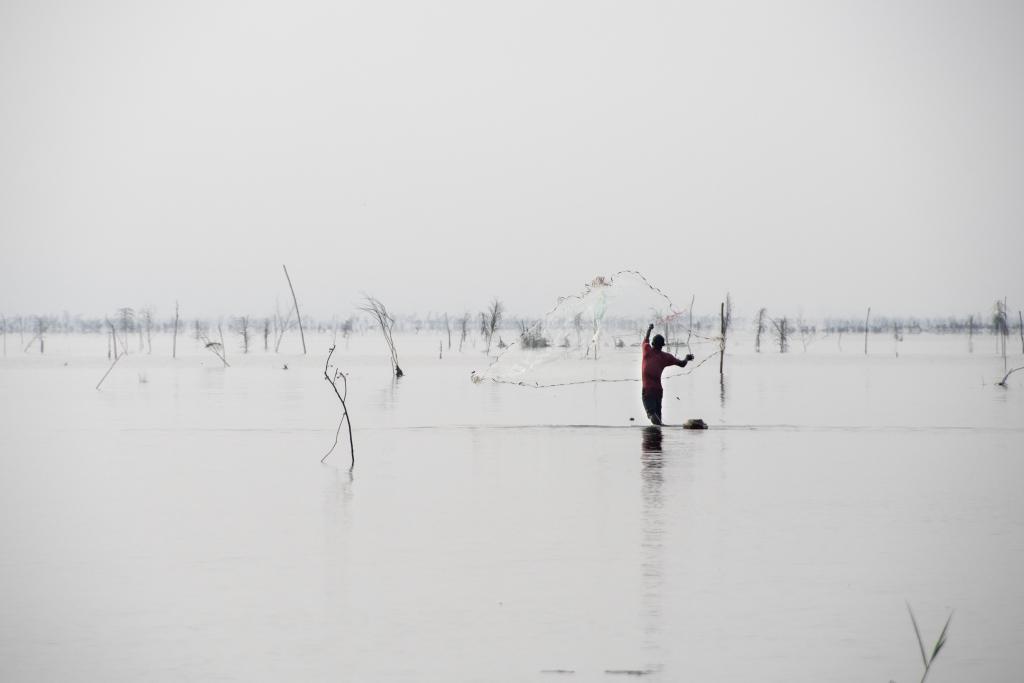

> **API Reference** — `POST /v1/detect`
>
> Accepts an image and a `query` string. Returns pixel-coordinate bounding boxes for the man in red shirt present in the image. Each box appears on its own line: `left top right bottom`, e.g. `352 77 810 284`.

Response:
642 323 694 425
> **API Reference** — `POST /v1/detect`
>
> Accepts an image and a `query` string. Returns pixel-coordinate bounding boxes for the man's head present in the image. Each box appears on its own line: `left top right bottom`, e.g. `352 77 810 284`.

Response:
652 334 665 350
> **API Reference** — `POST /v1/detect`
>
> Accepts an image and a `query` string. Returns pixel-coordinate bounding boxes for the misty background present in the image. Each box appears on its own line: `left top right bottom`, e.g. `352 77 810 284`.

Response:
1 0 1021 319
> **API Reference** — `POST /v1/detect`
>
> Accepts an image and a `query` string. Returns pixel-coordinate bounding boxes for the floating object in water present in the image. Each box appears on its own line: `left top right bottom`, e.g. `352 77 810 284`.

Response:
683 418 708 430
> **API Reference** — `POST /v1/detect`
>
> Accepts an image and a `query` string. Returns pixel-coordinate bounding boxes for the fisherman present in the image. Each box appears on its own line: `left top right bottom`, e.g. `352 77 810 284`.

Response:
641 323 694 425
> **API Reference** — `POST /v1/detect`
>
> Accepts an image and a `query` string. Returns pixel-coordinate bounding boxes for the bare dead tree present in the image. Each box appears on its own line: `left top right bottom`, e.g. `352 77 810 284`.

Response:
685 295 695 353
218 321 227 364
798 318 816 352
263 318 271 351
459 313 469 351
772 317 789 353
342 317 354 349
198 332 230 367
282 264 307 354
864 306 871 355
33 317 46 356
321 345 355 467
172 302 180 359
573 312 584 348
444 313 452 350
755 308 767 353
193 319 203 342
994 298 1009 375
117 307 134 353
719 301 726 374
141 308 154 354
236 316 251 353
968 315 974 353
360 295 403 376
484 298 504 354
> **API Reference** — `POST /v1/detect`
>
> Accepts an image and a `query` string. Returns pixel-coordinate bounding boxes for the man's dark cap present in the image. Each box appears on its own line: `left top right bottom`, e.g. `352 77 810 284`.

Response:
652 334 665 348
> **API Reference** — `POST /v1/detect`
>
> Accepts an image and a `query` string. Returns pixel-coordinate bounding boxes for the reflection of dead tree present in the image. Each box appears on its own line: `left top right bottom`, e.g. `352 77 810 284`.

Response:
360 295 403 376
484 298 504 354
282 264 307 354
321 345 355 467
199 333 230 367
772 317 789 353
755 308 767 353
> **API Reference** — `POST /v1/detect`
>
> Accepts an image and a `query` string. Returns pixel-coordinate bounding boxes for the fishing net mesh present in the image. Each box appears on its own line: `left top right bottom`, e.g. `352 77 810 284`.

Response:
471 271 721 388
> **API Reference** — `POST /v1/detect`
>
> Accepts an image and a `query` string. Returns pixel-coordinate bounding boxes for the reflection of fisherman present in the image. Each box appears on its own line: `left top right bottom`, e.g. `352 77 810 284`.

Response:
641 323 694 425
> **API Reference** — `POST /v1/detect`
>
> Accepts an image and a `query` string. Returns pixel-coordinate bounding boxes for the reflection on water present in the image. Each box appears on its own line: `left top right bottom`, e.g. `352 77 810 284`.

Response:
641 426 663 453
640 426 667 673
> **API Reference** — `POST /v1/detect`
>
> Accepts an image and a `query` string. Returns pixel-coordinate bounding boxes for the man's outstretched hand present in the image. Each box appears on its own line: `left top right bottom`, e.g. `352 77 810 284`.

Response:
685 354 695 361
648 323 655 332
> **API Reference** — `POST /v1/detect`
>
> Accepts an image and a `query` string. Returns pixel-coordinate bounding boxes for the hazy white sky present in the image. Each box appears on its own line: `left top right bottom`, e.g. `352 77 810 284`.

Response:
1 0 1021 320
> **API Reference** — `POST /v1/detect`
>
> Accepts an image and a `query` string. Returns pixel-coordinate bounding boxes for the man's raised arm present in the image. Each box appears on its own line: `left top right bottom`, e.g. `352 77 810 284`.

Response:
644 323 654 344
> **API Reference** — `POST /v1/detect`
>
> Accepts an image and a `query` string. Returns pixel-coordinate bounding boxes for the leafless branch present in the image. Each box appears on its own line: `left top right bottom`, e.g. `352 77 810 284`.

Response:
322 345 355 468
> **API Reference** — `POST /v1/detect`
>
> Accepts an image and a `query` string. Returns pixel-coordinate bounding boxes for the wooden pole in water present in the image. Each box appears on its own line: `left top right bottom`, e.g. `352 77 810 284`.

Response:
282 265 307 355
864 307 871 355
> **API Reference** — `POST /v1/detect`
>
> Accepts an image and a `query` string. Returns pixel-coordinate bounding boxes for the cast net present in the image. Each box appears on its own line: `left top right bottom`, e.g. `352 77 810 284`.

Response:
470 271 721 388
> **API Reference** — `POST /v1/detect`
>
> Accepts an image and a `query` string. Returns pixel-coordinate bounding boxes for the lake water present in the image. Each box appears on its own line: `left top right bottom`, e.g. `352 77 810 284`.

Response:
1 330 1022 682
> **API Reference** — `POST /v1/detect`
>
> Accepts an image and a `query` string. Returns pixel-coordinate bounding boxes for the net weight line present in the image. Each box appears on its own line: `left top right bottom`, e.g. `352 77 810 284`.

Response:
476 348 722 389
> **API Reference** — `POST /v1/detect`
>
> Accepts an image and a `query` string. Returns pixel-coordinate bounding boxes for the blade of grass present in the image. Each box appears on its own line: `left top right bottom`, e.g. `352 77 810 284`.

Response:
907 603 929 668
931 612 953 661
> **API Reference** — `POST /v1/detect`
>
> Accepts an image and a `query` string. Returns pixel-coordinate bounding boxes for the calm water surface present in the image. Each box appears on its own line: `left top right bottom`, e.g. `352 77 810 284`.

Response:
1 332 1022 682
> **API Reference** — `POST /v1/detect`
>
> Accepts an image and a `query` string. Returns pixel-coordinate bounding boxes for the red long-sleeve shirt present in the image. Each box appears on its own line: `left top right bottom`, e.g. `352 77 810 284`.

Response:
641 341 682 392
